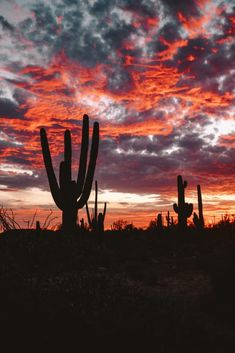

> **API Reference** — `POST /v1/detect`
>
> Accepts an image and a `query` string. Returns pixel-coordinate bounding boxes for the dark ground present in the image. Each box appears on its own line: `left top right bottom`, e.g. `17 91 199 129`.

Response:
0 228 235 351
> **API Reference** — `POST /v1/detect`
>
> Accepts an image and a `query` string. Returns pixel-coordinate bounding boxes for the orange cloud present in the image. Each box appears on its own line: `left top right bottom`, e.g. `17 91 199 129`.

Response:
101 119 173 138
158 37 188 61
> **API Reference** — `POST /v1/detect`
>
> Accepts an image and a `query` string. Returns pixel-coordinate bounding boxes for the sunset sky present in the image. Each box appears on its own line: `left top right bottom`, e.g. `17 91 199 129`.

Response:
0 0 234 228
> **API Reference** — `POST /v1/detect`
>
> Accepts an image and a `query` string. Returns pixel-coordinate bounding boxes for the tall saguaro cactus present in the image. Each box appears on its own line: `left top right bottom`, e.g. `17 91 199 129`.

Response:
40 114 99 232
173 175 193 230
86 180 107 233
193 184 204 229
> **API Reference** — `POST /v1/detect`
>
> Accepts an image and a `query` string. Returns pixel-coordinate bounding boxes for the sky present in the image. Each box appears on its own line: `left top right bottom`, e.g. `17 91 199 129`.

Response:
0 0 234 229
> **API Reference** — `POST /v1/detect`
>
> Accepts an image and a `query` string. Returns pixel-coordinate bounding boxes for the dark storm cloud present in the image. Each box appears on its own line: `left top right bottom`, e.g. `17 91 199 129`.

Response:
22 1 133 67
111 0 159 16
5 156 32 166
0 15 14 31
17 0 162 71
0 173 41 189
23 4 59 46
190 45 235 94
158 22 181 42
0 98 25 119
162 0 199 16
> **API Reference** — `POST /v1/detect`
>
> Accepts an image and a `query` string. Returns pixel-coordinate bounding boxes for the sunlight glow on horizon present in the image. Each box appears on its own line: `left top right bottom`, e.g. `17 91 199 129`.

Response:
0 186 234 229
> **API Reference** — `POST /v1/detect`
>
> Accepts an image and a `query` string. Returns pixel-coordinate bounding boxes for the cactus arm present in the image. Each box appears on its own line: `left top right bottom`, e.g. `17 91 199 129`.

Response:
40 128 63 210
76 122 99 209
197 185 202 211
85 202 92 228
197 184 204 227
185 203 193 217
103 202 107 219
64 130 72 184
95 180 98 222
177 175 185 204
76 115 89 198
173 203 179 213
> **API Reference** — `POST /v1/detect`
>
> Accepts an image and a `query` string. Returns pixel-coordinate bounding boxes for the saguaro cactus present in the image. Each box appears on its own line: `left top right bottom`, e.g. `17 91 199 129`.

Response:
173 175 193 230
40 114 99 233
156 213 163 232
86 180 107 233
193 184 204 229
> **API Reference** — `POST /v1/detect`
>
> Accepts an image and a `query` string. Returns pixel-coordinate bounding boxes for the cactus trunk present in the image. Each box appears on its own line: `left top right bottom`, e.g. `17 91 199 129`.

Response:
62 205 78 232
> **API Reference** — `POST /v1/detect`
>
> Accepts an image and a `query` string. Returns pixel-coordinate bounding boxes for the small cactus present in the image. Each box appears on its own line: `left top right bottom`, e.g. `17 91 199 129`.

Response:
156 213 163 232
86 180 106 233
173 175 193 231
36 220 41 231
166 211 174 228
80 218 85 229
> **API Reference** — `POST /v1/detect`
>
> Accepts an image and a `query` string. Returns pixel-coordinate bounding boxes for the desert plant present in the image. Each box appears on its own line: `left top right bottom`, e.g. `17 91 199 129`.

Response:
40 114 99 233
166 210 174 228
86 180 107 233
147 219 157 231
216 214 234 230
36 220 41 231
111 219 128 231
156 213 163 231
0 206 21 232
123 222 136 231
23 209 59 231
173 175 193 231
193 184 204 230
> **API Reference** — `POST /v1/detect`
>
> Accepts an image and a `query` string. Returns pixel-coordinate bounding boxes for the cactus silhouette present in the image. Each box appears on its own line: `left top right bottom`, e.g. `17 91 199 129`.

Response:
193 184 204 229
80 218 85 230
156 213 163 231
40 114 99 232
86 180 107 233
36 220 41 231
166 210 174 228
173 175 193 230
